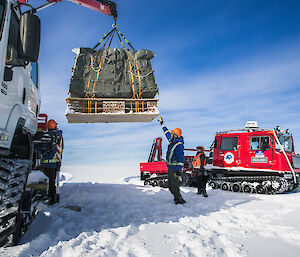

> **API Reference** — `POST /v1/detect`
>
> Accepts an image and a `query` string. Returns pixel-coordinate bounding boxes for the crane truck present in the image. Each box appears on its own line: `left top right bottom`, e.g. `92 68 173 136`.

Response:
0 0 117 247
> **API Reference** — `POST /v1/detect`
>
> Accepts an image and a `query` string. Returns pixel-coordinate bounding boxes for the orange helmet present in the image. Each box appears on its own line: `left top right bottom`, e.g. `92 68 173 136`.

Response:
197 146 205 151
47 119 57 130
171 128 182 138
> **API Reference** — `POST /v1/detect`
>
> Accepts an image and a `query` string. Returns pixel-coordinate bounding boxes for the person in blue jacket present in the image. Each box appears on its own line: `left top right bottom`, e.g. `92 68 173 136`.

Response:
158 117 186 205
41 119 64 204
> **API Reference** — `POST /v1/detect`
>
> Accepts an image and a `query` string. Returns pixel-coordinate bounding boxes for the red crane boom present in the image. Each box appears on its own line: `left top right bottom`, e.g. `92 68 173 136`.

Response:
17 0 117 18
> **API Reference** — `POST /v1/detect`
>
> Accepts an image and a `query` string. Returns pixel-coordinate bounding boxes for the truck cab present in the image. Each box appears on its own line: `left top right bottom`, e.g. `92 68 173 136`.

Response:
0 1 42 246
0 0 40 158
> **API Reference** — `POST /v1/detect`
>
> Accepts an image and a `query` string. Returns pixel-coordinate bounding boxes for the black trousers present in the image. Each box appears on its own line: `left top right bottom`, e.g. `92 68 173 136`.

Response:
194 169 209 191
167 167 183 201
43 167 57 199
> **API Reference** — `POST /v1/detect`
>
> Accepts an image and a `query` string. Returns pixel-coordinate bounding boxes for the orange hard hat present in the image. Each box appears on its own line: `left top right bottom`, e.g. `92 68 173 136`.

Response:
171 128 182 138
197 146 205 151
47 119 57 130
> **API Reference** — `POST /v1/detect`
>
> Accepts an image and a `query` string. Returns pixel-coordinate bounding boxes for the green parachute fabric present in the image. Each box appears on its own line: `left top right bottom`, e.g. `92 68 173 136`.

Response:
69 47 159 99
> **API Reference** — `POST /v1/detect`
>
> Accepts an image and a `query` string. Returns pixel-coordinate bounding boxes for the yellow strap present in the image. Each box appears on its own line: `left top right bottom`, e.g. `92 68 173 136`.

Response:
88 100 91 113
128 60 137 98
134 52 143 99
128 59 138 112
85 56 94 98
134 52 144 113
91 52 105 98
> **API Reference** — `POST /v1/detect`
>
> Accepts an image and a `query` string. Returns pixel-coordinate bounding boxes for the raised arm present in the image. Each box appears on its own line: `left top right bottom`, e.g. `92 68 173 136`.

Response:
158 117 171 142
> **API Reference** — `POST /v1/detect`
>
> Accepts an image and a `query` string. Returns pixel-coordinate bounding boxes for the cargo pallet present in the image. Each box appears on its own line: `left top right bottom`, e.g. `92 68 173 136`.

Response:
65 97 159 123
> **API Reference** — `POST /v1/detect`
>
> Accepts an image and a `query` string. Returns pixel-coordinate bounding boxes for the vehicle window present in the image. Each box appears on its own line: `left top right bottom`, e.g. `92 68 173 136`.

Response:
0 0 6 41
6 8 24 66
276 135 293 152
221 137 238 151
250 136 270 151
30 62 38 87
250 137 259 150
292 155 300 169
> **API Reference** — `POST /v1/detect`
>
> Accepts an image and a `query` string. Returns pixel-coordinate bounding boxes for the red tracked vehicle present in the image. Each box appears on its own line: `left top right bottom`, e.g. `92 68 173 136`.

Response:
208 121 300 194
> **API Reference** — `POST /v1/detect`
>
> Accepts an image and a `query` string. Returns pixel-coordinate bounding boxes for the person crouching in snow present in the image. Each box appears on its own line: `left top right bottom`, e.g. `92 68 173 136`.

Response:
158 117 186 205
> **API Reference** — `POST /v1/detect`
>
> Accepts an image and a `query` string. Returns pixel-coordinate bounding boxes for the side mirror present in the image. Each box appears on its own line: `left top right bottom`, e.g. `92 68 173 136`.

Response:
4 67 13 81
19 13 41 62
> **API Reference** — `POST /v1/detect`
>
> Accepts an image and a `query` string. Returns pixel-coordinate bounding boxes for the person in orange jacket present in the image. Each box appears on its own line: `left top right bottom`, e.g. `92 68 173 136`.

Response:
192 146 209 197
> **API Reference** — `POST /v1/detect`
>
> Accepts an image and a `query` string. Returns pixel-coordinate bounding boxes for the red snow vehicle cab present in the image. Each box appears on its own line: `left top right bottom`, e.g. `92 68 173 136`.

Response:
208 121 300 194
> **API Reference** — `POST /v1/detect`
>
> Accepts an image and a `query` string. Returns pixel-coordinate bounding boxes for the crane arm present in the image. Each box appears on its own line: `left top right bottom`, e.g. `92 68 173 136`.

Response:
67 0 117 18
17 0 117 18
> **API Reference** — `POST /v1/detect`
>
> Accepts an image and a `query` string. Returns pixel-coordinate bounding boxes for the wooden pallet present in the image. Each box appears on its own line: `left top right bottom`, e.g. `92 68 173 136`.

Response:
65 98 159 123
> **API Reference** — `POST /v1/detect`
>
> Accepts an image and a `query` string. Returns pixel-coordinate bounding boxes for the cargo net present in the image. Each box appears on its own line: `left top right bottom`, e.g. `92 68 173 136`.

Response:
66 25 159 123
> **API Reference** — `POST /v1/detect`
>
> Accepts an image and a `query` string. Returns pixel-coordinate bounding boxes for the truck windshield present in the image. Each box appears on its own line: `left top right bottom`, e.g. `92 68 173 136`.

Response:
276 134 293 152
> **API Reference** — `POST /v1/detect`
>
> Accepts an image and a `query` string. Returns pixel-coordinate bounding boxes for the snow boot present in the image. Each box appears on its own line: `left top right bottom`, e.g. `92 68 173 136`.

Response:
197 188 202 195
202 189 208 197
174 197 186 205
46 193 57 205
45 198 56 205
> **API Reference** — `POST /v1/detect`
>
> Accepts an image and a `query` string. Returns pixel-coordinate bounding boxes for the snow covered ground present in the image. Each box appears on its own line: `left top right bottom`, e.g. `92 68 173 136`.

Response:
1 166 300 257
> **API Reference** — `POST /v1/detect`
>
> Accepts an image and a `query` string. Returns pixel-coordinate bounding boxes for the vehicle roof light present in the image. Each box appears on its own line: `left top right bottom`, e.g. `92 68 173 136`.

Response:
245 121 259 129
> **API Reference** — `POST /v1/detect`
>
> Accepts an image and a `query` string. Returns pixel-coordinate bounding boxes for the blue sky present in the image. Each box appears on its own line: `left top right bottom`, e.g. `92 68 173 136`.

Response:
32 0 300 170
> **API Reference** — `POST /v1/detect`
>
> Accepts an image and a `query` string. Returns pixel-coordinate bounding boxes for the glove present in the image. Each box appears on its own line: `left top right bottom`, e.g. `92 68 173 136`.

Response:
158 116 164 125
